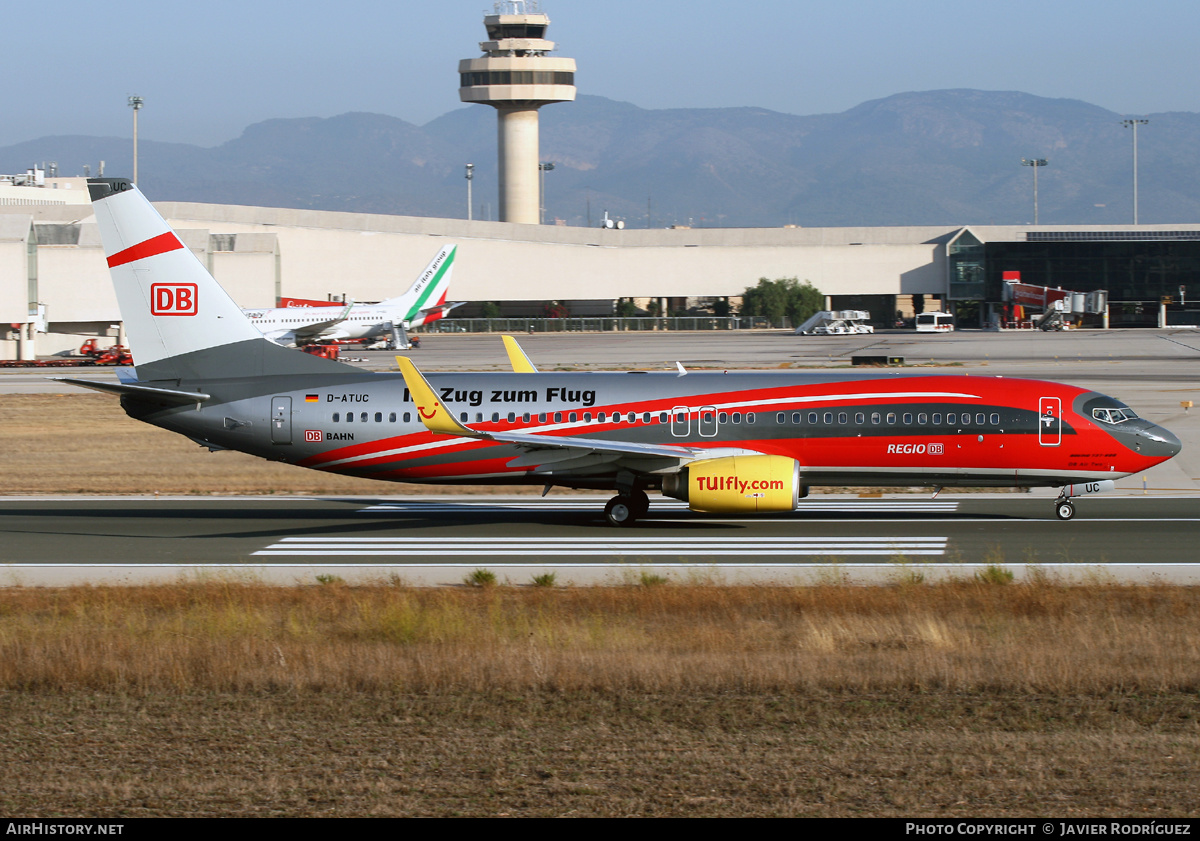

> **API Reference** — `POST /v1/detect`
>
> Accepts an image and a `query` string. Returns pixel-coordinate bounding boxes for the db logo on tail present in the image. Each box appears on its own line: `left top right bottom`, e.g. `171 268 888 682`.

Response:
150 283 198 316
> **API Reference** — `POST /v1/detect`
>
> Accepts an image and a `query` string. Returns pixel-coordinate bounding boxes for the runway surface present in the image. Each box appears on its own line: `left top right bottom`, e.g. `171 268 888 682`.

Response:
3 494 1197 585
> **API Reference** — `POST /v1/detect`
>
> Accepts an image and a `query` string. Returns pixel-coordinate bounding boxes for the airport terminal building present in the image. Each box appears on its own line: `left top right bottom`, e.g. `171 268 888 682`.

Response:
2 175 1199 358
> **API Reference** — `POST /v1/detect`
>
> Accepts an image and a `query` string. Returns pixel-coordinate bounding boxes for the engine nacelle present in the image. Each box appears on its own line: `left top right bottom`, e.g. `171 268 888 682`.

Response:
662 454 802 513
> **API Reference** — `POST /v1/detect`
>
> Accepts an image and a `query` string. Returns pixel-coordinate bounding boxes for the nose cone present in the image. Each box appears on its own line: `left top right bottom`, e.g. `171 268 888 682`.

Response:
1139 424 1182 460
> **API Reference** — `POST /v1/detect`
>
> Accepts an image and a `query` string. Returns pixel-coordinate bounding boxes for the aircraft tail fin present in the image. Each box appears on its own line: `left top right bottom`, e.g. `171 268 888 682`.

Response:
379 245 457 323
87 178 355 380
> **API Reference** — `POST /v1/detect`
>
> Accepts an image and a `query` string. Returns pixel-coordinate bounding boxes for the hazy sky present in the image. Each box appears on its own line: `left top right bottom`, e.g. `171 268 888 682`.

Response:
4 0 1196 148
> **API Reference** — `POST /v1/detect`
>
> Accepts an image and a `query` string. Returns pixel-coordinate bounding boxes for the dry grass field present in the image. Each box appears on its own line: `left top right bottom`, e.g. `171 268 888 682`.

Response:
0 581 1197 817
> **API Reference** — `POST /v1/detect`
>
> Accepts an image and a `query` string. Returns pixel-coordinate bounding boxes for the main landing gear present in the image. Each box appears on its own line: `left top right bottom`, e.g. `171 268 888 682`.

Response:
605 489 650 527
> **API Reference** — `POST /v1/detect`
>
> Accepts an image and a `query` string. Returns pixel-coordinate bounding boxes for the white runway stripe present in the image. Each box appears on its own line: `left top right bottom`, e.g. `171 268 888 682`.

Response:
254 536 949 557
358 500 961 514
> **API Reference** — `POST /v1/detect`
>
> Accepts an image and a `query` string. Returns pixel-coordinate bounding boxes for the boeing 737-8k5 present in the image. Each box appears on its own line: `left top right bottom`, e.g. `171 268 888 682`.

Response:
64 179 1181 526
242 245 459 347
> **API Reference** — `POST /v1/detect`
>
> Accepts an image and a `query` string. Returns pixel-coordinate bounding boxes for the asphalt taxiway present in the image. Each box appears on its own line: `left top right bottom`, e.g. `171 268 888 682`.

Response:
2 493 1198 586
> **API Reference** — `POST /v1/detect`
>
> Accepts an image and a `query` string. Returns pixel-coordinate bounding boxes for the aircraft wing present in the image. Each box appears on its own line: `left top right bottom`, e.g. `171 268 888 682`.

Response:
501 335 539 373
290 300 355 341
394 356 702 470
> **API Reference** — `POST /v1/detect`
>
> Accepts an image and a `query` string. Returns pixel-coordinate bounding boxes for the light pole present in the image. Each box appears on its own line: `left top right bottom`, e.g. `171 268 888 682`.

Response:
1021 158 1048 225
465 163 474 221
127 95 144 184
538 162 555 225
1121 118 1149 224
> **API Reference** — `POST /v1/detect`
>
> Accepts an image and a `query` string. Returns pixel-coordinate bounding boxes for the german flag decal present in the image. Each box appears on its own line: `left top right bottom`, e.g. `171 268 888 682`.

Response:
305 394 319 403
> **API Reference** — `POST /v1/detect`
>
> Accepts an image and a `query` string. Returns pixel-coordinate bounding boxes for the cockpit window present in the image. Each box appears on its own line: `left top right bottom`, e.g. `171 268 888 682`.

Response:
1092 407 1139 424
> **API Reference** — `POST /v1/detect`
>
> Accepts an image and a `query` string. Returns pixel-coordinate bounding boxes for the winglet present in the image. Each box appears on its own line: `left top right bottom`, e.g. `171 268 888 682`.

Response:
395 356 478 437
501 335 539 373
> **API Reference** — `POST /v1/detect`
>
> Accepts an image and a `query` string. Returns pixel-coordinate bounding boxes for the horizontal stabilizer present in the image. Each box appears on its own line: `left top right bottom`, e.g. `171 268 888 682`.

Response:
53 378 210 405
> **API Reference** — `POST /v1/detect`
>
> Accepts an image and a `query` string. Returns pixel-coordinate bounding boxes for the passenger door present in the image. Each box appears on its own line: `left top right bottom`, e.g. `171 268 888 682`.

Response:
271 396 293 444
1038 397 1061 446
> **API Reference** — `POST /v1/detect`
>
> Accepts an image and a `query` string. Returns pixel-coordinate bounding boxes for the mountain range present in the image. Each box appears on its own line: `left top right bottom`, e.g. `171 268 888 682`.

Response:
3 90 1197 228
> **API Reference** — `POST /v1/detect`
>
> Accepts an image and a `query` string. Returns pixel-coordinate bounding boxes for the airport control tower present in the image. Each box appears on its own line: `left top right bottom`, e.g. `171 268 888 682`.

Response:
459 2 575 224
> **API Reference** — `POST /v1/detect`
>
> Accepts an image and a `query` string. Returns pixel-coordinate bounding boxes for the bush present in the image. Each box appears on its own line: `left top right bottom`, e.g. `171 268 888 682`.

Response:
740 277 823 327
976 564 1015 585
465 568 498 588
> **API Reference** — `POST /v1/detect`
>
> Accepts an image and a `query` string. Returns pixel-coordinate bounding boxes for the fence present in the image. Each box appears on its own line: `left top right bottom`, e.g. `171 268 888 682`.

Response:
420 316 782 334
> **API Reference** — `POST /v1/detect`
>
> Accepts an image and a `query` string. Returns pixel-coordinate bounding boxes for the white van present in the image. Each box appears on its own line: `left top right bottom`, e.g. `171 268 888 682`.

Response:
915 312 955 332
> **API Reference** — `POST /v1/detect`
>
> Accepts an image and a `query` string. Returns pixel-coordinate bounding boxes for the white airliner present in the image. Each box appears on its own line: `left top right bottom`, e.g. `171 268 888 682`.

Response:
242 245 459 346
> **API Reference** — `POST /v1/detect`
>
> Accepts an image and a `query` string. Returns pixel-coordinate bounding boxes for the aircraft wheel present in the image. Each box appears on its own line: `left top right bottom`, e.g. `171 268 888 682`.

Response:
1055 500 1075 521
605 495 639 527
629 489 650 518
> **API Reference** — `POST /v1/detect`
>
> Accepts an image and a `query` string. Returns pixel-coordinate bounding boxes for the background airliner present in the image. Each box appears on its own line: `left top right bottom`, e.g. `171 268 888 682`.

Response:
242 245 458 347
65 179 1181 526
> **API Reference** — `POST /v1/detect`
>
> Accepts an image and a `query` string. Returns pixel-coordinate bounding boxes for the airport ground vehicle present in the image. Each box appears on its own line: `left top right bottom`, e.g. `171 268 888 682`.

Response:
64 179 1181 526
915 312 955 332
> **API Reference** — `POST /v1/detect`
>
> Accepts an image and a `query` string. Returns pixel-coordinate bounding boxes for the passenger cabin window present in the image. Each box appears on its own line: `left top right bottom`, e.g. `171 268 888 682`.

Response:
333 412 340 422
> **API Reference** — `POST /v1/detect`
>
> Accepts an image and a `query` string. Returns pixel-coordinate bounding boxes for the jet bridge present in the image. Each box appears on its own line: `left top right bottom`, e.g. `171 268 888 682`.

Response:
1002 278 1107 331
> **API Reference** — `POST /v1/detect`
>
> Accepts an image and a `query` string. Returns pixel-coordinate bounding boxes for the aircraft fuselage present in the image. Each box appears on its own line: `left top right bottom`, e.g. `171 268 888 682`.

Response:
127 369 1180 491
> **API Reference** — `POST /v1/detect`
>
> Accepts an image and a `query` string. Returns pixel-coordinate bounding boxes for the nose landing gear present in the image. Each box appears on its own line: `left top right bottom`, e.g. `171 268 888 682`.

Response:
1054 498 1076 521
